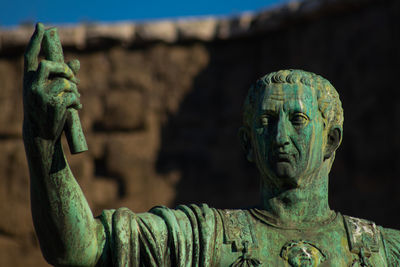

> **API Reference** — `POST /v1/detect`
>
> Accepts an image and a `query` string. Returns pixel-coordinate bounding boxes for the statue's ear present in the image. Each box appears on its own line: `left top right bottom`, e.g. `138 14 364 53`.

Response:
324 125 342 160
238 126 254 162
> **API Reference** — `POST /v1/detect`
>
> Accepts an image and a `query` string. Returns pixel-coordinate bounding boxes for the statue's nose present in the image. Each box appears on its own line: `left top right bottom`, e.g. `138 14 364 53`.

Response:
274 117 290 148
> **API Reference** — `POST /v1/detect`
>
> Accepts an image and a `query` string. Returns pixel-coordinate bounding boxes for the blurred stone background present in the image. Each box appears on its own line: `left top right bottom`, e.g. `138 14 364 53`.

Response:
0 0 399 265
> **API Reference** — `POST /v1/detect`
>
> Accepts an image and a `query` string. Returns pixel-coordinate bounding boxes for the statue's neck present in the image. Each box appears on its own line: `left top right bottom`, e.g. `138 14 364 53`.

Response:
259 169 332 228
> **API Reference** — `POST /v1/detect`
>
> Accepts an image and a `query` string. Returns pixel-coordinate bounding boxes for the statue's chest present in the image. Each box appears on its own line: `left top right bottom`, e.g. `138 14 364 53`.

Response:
217 210 388 267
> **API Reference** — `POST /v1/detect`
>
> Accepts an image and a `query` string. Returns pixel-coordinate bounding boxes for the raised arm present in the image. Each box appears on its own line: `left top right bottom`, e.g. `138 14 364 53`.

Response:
23 23 104 266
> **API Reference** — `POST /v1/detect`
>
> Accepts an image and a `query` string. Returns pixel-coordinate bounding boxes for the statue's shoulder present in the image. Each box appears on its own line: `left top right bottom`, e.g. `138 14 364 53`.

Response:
381 226 400 237
342 215 381 255
216 208 257 250
379 225 400 265
344 215 400 265
150 203 218 221
216 208 252 231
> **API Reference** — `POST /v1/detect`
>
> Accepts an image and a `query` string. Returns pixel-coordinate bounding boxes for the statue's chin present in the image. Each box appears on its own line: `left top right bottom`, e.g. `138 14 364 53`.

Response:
270 162 300 188
275 162 296 178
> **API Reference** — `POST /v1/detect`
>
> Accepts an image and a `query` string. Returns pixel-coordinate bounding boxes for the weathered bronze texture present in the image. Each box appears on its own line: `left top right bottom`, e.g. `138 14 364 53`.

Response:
42 27 87 154
23 23 400 266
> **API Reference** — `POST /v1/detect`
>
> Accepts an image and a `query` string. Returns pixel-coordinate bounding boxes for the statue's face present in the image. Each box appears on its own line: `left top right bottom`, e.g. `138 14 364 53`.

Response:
251 83 326 188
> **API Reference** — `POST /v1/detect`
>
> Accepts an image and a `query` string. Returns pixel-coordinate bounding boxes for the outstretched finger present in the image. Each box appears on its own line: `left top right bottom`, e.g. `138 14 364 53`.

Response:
24 23 45 73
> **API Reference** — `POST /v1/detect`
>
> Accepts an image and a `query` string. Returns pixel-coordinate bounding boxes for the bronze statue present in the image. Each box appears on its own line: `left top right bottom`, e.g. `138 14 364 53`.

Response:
23 23 400 266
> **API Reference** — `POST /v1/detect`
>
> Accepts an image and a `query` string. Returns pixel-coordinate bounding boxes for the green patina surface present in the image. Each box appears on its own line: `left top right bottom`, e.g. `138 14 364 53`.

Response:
23 23 400 266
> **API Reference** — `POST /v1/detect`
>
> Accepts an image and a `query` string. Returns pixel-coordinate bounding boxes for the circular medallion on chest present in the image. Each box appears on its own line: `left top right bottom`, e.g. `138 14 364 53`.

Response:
280 240 326 267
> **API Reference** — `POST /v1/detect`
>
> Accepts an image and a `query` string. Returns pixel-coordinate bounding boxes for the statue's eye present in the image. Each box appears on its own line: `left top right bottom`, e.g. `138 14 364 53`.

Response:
260 114 275 126
291 113 309 126
260 116 269 126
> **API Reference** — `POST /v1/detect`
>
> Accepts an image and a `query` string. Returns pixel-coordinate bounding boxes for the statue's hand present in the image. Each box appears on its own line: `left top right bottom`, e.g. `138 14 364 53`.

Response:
23 23 81 141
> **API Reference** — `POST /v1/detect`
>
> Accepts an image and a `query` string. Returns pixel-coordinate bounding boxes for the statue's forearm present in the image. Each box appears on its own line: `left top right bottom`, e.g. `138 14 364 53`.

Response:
24 125 104 266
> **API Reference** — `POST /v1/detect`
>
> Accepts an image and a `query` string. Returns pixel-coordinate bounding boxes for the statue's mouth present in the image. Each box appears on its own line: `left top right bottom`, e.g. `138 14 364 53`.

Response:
275 153 293 163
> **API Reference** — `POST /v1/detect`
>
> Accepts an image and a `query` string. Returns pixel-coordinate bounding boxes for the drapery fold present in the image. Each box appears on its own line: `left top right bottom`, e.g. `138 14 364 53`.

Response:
97 204 222 266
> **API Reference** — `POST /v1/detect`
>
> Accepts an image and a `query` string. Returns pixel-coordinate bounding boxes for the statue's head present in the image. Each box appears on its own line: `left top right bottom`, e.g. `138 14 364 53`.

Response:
239 69 343 189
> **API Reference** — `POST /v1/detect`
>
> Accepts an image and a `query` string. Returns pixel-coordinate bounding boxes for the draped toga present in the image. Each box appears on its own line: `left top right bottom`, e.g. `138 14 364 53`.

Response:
95 204 400 266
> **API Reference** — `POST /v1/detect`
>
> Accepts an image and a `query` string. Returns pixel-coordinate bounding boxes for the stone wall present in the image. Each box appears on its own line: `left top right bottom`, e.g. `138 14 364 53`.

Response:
0 0 399 265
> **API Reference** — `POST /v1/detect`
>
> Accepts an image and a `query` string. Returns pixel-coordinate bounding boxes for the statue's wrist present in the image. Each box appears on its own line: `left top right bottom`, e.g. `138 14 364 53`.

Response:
23 119 58 144
23 121 57 154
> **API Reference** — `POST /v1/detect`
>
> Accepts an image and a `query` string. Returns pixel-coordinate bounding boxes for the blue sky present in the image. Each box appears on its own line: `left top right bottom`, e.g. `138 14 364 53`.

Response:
1 0 290 27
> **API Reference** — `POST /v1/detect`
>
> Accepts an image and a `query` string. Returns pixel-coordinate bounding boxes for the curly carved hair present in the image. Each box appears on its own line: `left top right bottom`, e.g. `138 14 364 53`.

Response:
243 69 344 131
